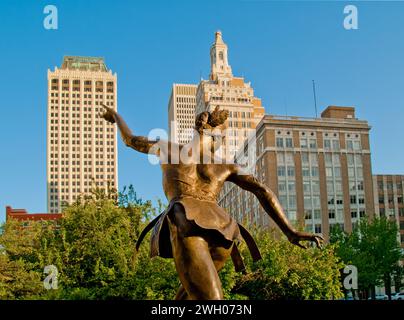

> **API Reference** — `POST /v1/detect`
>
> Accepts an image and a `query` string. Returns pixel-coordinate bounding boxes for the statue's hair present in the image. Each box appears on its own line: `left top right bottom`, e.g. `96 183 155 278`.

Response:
208 106 229 127
195 106 229 132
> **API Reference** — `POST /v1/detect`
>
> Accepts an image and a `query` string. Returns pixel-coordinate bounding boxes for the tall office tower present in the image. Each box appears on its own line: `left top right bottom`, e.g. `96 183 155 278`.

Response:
47 56 118 213
219 106 375 242
373 175 404 248
196 31 265 158
168 84 197 144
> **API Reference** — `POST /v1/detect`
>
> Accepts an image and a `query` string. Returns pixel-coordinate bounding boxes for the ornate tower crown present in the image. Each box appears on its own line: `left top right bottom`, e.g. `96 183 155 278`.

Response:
209 31 233 81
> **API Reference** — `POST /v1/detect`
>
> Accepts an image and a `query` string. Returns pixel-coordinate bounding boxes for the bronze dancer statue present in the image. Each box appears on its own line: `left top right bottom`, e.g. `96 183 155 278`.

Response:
101 104 323 300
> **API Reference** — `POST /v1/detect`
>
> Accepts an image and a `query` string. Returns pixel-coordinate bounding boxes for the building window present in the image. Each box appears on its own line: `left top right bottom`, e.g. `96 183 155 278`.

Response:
276 137 283 148
312 181 320 193
327 181 334 193
315 224 322 234
351 210 357 218
379 208 385 217
314 209 321 220
324 139 331 150
279 196 287 208
332 140 340 150
329 209 335 219
277 153 285 164
288 182 296 193
312 196 321 207
303 182 311 193
325 153 332 164
285 138 293 148
277 166 286 177
336 209 344 221
288 196 296 208
347 154 354 166
285 153 294 164
332 154 340 166
288 211 297 222
309 139 317 149
304 196 312 208
278 182 286 193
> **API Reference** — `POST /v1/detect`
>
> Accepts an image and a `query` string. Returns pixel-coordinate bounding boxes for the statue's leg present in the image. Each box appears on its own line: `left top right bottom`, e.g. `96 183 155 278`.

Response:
168 204 225 300
175 285 188 300
174 241 233 300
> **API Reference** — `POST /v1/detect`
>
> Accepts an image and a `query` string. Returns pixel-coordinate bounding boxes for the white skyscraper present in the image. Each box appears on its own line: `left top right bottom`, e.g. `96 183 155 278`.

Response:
47 56 118 212
168 83 197 144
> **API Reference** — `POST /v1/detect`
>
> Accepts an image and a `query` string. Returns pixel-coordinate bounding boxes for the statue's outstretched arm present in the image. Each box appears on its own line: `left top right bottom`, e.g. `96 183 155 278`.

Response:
101 104 160 155
227 166 323 249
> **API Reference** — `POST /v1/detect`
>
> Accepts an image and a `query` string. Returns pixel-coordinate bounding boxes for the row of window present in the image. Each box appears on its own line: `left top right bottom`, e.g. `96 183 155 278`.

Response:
50 151 114 158
176 97 195 103
304 209 366 221
378 180 404 191
379 208 403 217
50 93 113 98
378 195 404 204
227 121 253 128
275 136 362 151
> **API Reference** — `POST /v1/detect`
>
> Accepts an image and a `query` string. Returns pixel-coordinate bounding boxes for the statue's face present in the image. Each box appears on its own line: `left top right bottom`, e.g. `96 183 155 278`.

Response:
200 112 209 125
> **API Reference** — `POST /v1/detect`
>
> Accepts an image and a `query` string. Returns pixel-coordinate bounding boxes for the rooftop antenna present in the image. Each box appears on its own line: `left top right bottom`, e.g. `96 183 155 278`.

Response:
312 80 318 118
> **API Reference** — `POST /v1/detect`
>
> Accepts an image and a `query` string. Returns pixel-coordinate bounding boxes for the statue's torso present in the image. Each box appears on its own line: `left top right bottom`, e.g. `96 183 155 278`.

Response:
161 163 231 202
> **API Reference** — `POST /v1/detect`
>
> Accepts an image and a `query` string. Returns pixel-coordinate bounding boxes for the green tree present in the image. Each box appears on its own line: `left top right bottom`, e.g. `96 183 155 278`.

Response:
234 229 344 300
0 186 345 300
0 219 51 299
330 217 402 299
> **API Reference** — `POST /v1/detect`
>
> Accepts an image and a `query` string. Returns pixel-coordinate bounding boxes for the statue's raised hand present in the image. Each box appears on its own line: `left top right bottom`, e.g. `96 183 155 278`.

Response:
288 231 323 249
101 103 116 124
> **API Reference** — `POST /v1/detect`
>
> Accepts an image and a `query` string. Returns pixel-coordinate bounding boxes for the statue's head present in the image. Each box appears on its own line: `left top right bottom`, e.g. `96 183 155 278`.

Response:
194 106 229 135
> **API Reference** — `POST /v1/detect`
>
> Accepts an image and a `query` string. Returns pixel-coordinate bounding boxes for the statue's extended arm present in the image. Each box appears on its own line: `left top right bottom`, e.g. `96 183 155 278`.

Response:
227 166 323 249
101 104 159 155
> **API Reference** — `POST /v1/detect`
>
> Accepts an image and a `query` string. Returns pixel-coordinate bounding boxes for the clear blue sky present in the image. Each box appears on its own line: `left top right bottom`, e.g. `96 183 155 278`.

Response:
1 0 404 223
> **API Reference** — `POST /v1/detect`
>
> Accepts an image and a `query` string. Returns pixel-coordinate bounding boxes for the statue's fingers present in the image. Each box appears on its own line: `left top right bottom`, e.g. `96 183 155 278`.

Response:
295 241 307 249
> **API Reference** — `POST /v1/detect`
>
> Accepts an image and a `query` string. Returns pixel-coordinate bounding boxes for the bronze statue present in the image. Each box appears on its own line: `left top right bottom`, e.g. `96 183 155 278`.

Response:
101 104 323 300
